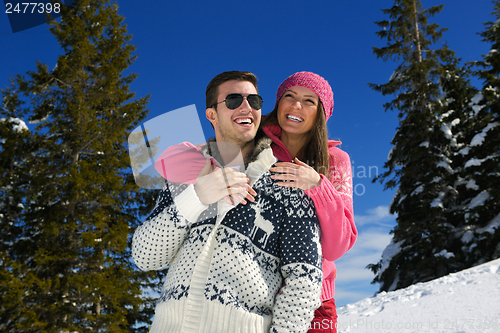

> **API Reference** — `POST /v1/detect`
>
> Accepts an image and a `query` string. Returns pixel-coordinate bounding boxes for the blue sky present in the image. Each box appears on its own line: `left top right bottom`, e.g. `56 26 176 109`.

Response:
1 0 495 307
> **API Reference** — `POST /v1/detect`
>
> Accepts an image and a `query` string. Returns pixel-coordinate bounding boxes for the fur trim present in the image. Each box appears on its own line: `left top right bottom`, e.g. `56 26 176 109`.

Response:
244 137 272 167
200 137 272 168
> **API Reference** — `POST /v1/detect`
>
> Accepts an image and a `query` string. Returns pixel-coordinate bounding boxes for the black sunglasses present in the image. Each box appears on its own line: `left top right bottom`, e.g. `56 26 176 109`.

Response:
211 93 263 110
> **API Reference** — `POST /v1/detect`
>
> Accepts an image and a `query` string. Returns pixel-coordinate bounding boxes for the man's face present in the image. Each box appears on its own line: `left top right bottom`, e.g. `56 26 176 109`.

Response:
207 80 261 149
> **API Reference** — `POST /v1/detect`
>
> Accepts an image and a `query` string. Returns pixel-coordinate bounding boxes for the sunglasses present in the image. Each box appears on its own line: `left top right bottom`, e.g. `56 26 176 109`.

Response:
211 94 263 110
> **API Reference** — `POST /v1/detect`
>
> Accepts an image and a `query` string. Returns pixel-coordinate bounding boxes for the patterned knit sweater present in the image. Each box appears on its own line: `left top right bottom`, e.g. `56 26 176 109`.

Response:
154 125 357 302
132 140 323 333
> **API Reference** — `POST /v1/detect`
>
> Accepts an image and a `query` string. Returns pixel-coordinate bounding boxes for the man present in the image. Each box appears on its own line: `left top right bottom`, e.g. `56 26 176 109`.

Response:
132 71 322 333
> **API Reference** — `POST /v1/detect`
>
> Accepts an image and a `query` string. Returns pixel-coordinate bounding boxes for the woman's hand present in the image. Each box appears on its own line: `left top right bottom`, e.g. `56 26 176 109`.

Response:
195 159 257 205
270 157 322 191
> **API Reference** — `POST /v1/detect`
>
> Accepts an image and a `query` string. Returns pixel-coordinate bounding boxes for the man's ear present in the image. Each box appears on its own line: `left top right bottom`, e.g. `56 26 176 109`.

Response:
206 107 217 127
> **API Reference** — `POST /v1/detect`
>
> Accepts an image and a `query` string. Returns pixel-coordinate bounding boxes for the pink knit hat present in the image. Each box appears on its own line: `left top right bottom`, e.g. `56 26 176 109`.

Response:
275 71 334 120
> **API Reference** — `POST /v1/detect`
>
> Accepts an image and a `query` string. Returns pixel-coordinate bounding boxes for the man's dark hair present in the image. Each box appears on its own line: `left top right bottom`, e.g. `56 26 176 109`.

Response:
206 71 259 110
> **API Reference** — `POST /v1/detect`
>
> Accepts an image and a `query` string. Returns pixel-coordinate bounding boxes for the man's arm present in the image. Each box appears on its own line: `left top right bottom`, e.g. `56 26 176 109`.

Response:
132 181 208 271
132 161 256 271
270 188 323 333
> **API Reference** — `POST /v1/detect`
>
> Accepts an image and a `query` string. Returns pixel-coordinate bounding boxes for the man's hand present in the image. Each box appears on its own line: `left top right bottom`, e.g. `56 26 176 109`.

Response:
270 157 322 191
194 159 257 205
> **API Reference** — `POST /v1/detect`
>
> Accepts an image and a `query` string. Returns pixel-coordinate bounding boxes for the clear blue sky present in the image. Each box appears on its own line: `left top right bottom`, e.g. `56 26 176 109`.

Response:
1 0 495 307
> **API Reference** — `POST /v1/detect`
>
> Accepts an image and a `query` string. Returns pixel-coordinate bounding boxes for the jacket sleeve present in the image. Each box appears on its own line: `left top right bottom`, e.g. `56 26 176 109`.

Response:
304 147 357 261
132 182 208 271
154 141 208 184
270 188 323 333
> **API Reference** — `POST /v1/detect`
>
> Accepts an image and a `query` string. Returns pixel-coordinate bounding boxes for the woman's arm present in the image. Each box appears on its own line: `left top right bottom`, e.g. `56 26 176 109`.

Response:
304 147 357 261
154 142 256 205
154 141 207 184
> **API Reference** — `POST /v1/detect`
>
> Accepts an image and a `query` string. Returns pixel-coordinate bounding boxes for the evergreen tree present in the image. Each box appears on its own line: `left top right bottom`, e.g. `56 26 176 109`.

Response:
432 57 481 269
461 0 500 265
367 0 477 291
0 0 162 331
0 80 36 329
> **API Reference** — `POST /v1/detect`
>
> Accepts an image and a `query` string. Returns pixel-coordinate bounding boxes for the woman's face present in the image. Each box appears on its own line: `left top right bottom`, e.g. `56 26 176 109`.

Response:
277 85 319 137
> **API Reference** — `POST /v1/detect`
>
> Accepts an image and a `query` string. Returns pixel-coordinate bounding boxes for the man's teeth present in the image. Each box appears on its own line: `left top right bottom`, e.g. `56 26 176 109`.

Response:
236 118 252 124
287 115 303 122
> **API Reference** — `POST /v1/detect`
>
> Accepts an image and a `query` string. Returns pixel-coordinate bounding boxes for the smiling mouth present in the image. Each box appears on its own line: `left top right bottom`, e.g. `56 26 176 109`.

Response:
287 115 303 122
235 117 253 125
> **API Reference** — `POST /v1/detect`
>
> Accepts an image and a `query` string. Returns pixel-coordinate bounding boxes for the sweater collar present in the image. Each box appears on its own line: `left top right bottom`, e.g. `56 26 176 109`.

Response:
245 140 276 186
262 123 342 161
200 137 277 186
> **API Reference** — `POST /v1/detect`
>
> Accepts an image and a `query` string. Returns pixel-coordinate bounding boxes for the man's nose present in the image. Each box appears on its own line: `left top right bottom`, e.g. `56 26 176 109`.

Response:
239 97 253 112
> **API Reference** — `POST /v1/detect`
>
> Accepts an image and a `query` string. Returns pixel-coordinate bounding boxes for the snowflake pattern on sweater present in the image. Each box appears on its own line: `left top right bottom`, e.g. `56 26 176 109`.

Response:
329 152 353 204
132 146 323 333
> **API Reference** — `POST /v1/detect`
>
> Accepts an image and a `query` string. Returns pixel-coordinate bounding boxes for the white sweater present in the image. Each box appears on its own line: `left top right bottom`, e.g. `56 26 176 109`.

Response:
132 146 323 333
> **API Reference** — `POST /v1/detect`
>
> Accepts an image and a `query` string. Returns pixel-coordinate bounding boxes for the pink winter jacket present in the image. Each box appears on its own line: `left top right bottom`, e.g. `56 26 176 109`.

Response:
154 124 357 301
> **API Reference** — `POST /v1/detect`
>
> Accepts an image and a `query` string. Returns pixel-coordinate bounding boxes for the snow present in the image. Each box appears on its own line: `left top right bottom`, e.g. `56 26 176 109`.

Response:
468 191 490 210
477 212 500 234
458 147 470 156
376 240 403 278
437 156 453 174
464 155 495 168
29 114 50 124
431 192 445 209
0 117 29 132
472 104 485 115
470 92 483 106
470 122 499 146
464 158 481 168
337 258 500 333
411 185 424 196
450 118 460 127
465 180 479 190
431 177 441 183
434 249 454 259
387 146 394 161
461 230 474 243
441 123 452 139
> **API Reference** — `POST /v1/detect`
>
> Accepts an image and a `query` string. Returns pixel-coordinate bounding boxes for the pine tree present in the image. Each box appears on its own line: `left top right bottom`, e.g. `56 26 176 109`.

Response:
367 0 477 291
433 57 481 269
0 0 162 331
0 80 37 328
461 0 500 266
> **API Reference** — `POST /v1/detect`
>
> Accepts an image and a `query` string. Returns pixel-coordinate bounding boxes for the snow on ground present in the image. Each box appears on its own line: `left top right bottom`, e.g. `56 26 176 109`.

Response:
336 258 500 333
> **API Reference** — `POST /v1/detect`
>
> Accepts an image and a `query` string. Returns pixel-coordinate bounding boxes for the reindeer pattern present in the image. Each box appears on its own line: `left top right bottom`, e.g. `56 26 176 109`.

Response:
249 197 277 248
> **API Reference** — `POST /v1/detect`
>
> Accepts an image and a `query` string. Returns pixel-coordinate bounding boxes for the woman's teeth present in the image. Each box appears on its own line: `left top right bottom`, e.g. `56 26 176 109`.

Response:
287 115 303 122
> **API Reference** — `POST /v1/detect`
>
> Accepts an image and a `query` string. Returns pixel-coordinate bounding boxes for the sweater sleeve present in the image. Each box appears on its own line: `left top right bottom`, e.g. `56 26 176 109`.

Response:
270 188 323 333
132 182 206 271
154 142 208 184
304 147 357 262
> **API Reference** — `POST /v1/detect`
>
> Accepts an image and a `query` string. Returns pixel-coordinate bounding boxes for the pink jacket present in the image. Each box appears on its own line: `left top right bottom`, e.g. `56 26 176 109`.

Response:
154 125 357 301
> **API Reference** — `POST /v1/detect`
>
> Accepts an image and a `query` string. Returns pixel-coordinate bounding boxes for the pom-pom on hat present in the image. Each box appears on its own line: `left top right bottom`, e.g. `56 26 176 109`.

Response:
275 71 334 120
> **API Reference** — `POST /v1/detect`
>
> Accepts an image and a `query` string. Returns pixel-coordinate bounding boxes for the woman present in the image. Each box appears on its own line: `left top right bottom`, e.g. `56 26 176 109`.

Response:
156 71 357 332
257 72 356 332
